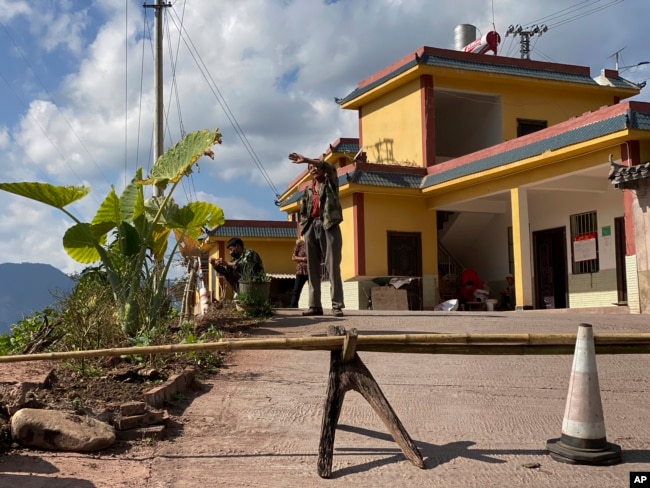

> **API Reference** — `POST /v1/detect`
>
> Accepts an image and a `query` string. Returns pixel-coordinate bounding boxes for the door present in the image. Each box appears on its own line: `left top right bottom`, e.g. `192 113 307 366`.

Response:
532 227 568 309
614 217 628 304
387 231 422 310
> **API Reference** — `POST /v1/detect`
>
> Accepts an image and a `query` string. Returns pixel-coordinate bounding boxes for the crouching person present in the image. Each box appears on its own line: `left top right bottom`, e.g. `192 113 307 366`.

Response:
210 237 265 295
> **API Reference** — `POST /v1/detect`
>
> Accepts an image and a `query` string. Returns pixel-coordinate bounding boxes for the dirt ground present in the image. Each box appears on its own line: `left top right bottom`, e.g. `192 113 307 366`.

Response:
2 309 650 487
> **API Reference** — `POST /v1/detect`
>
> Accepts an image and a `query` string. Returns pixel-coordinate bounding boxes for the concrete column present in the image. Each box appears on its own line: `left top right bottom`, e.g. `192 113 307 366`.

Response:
511 188 534 309
632 180 650 313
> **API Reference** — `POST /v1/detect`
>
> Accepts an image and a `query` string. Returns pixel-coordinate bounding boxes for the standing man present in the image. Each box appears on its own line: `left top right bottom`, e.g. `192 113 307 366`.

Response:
288 152 344 317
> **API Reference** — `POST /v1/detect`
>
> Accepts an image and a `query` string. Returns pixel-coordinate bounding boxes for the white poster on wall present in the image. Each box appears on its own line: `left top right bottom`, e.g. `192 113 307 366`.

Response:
573 236 597 262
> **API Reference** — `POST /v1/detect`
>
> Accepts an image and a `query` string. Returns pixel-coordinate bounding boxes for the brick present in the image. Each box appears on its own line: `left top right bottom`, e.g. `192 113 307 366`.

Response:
115 411 167 431
119 401 147 417
143 367 196 408
115 425 166 442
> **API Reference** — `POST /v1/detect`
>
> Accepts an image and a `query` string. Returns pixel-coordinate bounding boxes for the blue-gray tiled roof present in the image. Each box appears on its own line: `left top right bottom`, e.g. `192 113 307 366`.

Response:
331 141 360 154
346 170 423 188
207 225 296 239
630 111 650 130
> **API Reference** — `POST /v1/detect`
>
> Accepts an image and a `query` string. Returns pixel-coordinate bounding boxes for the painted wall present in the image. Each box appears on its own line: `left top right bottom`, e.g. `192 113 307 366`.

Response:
206 237 296 300
360 79 422 166
427 74 617 143
340 194 356 281
361 193 437 276
498 85 615 141
207 238 296 275
528 187 623 270
358 71 620 170
528 185 624 308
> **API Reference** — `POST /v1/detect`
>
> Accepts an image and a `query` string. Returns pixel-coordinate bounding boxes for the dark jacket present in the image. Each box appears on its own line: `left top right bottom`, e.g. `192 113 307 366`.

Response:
298 161 343 234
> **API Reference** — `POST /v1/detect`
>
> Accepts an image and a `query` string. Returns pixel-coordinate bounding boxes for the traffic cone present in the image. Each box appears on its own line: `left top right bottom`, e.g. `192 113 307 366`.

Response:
546 323 621 465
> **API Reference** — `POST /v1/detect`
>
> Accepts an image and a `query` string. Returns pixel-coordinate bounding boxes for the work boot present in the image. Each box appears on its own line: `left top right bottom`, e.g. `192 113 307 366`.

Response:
332 307 344 317
302 307 323 316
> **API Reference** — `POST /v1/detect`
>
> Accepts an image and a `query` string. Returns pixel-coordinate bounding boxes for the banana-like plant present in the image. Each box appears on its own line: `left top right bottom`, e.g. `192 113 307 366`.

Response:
0 129 224 336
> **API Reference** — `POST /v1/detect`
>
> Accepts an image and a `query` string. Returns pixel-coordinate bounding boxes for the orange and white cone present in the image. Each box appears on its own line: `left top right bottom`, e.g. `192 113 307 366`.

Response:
546 323 621 465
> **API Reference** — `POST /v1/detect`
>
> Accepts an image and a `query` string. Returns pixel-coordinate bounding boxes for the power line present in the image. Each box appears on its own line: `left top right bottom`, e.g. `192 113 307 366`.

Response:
522 0 624 30
0 19 113 192
166 6 282 201
0 66 104 206
504 0 624 61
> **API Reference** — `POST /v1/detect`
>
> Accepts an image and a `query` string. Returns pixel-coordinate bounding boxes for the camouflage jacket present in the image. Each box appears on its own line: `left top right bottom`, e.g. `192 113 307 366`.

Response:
233 249 266 281
298 161 343 234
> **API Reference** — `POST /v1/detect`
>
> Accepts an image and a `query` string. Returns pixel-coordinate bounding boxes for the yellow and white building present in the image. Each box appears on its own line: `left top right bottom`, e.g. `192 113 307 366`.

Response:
278 44 650 313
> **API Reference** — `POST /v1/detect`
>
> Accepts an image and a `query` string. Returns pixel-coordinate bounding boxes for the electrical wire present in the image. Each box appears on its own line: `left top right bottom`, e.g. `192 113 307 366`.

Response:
166 6 282 202
162 1 197 205
125 0 128 189
504 0 624 61
0 67 103 206
135 10 151 180
525 0 624 30
0 19 112 193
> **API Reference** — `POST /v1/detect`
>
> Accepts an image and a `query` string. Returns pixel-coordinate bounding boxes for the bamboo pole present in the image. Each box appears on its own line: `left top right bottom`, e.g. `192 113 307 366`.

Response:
2 333 650 363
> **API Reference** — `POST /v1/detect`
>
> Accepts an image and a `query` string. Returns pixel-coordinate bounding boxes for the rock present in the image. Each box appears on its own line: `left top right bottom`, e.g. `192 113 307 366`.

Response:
0 369 54 415
11 408 115 452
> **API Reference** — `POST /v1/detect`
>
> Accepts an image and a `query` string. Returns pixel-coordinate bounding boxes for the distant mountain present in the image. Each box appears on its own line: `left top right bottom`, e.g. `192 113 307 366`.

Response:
0 263 75 335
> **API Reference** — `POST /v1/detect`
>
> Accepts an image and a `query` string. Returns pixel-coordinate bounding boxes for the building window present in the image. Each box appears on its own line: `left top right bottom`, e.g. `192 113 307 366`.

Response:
517 118 547 137
570 211 599 274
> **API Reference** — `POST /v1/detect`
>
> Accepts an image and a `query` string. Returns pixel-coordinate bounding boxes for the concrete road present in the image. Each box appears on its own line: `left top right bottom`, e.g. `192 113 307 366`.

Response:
146 309 650 488
3 309 650 488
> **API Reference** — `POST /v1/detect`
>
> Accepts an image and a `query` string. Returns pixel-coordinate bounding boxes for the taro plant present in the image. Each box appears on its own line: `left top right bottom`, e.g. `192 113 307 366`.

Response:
0 129 225 337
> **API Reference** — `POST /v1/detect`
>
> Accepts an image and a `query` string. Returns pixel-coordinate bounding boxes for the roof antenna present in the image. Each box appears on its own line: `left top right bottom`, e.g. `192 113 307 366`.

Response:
608 47 627 71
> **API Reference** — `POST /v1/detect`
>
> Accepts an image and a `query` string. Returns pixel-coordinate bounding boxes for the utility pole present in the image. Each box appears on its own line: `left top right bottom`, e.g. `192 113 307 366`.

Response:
505 24 548 60
143 0 172 290
144 0 171 197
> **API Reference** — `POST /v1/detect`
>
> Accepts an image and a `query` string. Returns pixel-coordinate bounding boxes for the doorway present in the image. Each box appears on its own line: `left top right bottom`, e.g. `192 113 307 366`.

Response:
387 231 422 310
532 227 568 309
614 217 628 304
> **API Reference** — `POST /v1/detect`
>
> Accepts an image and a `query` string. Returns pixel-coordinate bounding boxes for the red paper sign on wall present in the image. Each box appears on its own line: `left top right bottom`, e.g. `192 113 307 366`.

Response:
573 233 597 262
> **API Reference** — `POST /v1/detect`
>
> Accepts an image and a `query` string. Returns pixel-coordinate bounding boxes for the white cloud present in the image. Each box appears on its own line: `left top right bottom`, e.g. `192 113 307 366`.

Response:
0 0 30 22
0 0 648 275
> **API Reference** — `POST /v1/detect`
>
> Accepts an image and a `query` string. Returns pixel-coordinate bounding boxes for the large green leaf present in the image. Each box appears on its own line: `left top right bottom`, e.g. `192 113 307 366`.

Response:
137 129 222 189
143 196 180 226
117 221 142 258
169 202 225 240
120 168 145 223
63 223 107 264
149 225 170 261
0 182 89 209
92 187 121 228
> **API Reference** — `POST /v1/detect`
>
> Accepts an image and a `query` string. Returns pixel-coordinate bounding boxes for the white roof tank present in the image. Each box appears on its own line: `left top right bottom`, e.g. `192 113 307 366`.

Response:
454 24 477 51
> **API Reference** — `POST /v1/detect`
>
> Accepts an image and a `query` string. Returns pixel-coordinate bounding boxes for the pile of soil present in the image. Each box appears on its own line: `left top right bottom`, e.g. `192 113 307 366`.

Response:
0 304 262 450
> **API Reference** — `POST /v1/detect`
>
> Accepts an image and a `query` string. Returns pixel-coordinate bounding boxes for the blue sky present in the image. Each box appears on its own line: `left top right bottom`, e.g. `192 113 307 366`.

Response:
0 0 648 276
